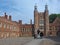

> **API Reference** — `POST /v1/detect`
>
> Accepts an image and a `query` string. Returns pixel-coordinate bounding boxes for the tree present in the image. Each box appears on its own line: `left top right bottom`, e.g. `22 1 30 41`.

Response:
57 14 60 18
49 14 57 23
49 14 60 23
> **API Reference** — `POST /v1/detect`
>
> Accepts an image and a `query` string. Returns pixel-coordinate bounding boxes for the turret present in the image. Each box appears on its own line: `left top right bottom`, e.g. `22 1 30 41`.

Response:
34 4 38 24
19 20 22 24
34 4 38 12
9 15 12 21
34 4 39 37
45 4 48 13
4 12 8 19
30 19 32 24
44 4 49 36
44 4 49 17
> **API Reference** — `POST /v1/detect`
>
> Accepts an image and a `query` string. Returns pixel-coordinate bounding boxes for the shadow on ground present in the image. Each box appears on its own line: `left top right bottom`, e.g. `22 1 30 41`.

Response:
46 36 60 45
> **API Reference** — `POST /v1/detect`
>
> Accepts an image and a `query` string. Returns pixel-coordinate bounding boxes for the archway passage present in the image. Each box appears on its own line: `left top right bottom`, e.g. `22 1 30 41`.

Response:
37 29 40 35
40 32 43 37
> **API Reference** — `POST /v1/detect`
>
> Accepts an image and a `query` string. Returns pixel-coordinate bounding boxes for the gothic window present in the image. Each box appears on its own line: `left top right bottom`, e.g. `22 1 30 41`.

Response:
7 25 9 29
27 28 28 32
25 28 26 32
21 28 23 32
39 26 44 30
39 19 44 26
30 28 32 31
49 28 52 30
29 28 31 31
26 28 28 32
4 24 6 28
55 27 57 30
49 32 52 35
49 26 52 30
10 26 12 30
11 26 13 30
22 28 24 32
28 28 30 32
40 20 44 24
0 23 2 27
12 26 14 30
24 28 25 32
13 26 16 30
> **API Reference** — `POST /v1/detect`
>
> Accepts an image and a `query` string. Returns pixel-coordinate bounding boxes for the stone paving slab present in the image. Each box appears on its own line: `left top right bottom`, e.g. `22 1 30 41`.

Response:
39 39 55 45
0 37 33 45
0 37 59 45
24 38 55 45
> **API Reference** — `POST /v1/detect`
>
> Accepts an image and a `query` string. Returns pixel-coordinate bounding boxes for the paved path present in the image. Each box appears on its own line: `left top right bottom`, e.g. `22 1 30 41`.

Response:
0 37 57 45
24 39 43 45
24 38 55 45
0 37 33 45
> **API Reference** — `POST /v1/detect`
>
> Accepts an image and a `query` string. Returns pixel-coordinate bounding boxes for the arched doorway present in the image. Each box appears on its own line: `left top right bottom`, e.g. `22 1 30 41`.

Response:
37 29 40 35
37 29 44 38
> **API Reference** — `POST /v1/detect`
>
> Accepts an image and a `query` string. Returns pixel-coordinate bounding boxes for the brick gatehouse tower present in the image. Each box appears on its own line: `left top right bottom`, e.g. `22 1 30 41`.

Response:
34 4 49 37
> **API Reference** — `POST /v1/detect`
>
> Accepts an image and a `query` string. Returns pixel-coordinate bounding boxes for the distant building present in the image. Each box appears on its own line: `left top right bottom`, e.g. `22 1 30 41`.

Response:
0 5 60 38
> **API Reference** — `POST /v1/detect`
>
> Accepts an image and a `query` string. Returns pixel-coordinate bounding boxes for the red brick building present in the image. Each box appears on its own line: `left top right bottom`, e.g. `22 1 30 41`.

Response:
34 4 49 37
34 4 60 37
49 17 60 36
0 13 33 38
0 13 20 38
0 5 60 38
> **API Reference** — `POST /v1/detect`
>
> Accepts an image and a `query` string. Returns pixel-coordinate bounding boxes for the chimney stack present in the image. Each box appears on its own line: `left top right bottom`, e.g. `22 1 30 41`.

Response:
30 19 32 24
4 12 8 19
19 20 22 24
9 15 12 21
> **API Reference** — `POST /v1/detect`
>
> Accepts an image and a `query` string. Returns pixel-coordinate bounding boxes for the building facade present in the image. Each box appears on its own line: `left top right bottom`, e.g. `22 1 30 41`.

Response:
0 13 20 38
34 5 49 37
49 17 60 36
0 5 60 38
0 13 33 38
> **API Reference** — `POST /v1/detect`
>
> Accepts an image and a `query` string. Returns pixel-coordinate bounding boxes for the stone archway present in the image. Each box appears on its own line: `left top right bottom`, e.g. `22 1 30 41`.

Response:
37 29 40 35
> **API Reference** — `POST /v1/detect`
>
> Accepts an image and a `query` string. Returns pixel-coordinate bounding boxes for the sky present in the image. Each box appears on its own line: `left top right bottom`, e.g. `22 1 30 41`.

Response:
0 0 60 24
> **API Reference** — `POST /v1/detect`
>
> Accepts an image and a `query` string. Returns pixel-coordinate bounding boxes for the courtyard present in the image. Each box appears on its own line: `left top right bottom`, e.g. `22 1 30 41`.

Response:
0 37 60 45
